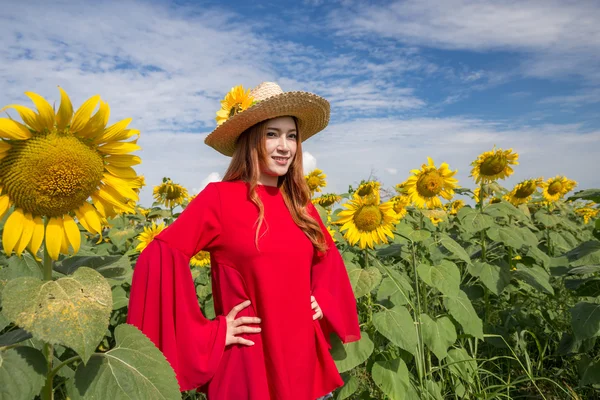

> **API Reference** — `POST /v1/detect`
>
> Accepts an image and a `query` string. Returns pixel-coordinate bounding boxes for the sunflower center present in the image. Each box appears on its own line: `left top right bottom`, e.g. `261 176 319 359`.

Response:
307 176 321 190
547 181 563 195
353 205 383 232
480 154 507 176
416 170 443 198
229 104 243 118
357 185 374 197
515 181 537 199
0 133 104 217
158 184 183 200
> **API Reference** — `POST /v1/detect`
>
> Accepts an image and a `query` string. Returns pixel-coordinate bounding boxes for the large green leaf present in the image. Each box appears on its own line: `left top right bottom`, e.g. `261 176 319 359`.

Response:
1 267 112 363
568 188 600 203
526 246 551 268
417 260 461 296
336 375 360 400
514 264 554 295
486 226 523 249
108 227 137 248
348 265 381 298
377 273 412 307
54 255 132 282
566 241 600 266
444 290 483 339
371 358 414 400
424 380 443 400
468 261 510 295
0 346 47 400
571 302 600 341
578 355 600 386
6 254 43 279
372 306 418 355
534 210 560 227
67 324 180 399
396 224 431 243
111 285 129 310
0 328 32 346
420 314 456 360
439 234 472 265
331 331 374 373
457 208 493 233
446 348 477 383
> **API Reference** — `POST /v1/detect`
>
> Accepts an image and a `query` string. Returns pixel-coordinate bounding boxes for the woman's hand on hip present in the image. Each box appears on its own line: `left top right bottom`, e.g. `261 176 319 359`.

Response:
311 295 323 320
225 300 261 347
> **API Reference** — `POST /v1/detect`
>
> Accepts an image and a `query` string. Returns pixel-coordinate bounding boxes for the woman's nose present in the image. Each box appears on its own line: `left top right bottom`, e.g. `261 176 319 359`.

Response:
278 136 289 150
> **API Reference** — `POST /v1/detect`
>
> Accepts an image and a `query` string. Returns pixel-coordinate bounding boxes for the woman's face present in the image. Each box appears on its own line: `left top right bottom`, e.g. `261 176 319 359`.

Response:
261 116 297 177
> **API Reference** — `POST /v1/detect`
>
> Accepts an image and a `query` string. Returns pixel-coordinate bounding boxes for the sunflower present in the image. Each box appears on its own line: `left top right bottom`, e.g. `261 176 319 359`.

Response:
326 226 337 243
355 180 381 204
504 178 543 206
132 175 146 193
403 157 459 209
305 169 327 195
430 216 443 226
390 195 410 219
336 195 399 249
470 147 519 184
136 206 150 218
135 222 166 252
190 250 211 268
0 88 141 260
312 193 341 208
215 85 255 126
153 178 189 208
473 187 489 204
542 176 577 202
395 183 406 195
575 202 599 224
447 199 465 215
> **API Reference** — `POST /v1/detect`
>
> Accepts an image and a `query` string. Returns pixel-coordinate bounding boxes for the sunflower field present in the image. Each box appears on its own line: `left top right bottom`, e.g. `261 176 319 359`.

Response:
0 92 599 400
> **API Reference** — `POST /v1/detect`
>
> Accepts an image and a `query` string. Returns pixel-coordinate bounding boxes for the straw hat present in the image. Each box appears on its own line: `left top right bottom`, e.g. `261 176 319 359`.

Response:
204 82 330 157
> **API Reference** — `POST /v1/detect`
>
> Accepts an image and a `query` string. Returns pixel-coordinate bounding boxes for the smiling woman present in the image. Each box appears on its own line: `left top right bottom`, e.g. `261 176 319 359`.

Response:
128 82 360 400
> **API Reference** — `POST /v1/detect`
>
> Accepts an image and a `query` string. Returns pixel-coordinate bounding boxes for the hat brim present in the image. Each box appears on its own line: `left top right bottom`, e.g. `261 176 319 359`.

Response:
204 91 330 157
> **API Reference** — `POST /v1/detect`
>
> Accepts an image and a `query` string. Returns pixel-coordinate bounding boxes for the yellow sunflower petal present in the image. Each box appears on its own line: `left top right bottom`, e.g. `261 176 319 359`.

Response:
71 95 101 133
91 194 118 218
0 118 32 140
24 92 55 131
102 174 138 201
78 100 110 138
105 154 142 167
28 217 45 256
0 104 43 132
105 164 137 179
97 141 141 155
60 227 69 255
92 118 132 144
45 217 63 260
0 194 11 219
56 86 74 131
63 215 81 254
76 202 102 235
3 209 25 255
96 184 135 211
15 212 36 256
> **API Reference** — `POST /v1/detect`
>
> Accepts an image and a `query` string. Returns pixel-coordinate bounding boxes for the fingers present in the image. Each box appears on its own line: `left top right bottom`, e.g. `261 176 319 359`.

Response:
234 337 255 346
313 309 323 320
227 299 251 318
234 325 262 335
232 316 261 327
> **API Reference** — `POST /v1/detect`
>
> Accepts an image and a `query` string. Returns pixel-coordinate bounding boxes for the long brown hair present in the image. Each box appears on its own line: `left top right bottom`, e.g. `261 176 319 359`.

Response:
221 117 327 253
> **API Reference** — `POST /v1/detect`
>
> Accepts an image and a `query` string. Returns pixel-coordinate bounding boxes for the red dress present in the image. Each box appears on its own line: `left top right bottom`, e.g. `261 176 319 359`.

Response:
127 180 361 399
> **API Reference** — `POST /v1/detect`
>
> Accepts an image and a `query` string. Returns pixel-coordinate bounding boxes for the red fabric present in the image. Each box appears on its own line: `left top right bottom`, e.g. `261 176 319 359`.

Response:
127 180 360 399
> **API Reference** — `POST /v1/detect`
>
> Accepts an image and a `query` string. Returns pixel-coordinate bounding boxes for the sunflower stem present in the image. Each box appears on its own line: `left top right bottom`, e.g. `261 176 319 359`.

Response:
364 251 373 326
410 242 426 388
42 217 54 400
479 183 490 326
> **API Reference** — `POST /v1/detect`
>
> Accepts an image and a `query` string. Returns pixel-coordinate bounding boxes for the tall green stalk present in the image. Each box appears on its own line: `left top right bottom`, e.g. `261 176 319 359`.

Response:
41 217 54 400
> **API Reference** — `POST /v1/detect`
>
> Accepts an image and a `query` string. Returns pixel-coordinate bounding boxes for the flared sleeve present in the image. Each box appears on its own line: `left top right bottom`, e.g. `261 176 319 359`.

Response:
127 182 227 391
309 204 361 347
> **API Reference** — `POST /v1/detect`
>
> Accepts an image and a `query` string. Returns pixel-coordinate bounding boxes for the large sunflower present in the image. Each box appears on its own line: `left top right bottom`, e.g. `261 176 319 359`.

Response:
390 195 410 219
153 178 189 208
470 147 519 184
135 222 166 252
190 250 211 268
355 180 381 204
312 193 341 208
504 178 543 206
215 85 255 126
542 176 577 202
305 169 327 195
404 157 459 209
0 88 141 260
336 194 399 249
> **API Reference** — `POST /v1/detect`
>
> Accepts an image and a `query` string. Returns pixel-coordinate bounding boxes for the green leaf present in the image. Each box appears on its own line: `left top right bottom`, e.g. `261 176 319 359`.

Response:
396 223 431 242
331 330 374 373
417 260 461 296
578 355 600 386
569 265 600 275
0 346 47 400
54 255 133 283
0 328 32 346
446 348 477 383
571 302 600 341
566 241 600 267
486 201 525 219
1 267 112 363
67 324 181 400
371 358 413 400
444 290 484 339
468 261 510 295
486 226 523 249
439 234 472 265
568 188 600 203
6 254 43 279
348 265 381 298
526 246 551 268
420 314 456 360
111 285 129 310
458 208 493 233
424 380 443 400
534 209 560 227
377 274 412 307
514 264 554 295
108 227 137 248
372 306 418 355
336 375 359 400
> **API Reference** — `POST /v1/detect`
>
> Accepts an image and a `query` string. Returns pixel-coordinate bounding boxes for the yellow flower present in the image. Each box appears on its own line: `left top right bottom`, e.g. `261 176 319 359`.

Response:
135 222 166 252
395 183 406 194
326 226 337 243
390 195 410 219
312 193 341 208
404 157 459 209
215 85 255 126
470 147 519 184
430 216 443 226
336 195 399 249
305 169 327 195
132 175 146 193
447 199 465 215
0 88 141 260
575 203 599 224
504 178 543 206
542 176 577 202
190 250 211 268
136 206 150 218
153 178 189 208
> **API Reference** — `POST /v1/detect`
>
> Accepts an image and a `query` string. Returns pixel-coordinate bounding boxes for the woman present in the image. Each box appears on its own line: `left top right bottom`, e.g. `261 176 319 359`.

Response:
127 82 360 399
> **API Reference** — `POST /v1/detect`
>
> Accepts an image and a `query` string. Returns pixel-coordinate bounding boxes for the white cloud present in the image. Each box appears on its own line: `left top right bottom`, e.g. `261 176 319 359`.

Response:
303 151 317 174
385 168 398 175
194 172 222 194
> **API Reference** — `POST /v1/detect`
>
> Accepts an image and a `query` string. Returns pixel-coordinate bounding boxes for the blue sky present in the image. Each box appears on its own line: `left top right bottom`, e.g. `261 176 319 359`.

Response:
1 0 599 206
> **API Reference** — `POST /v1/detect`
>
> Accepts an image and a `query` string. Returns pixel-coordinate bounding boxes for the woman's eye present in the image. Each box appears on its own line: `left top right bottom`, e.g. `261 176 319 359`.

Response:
267 132 277 137
289 134 297 139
